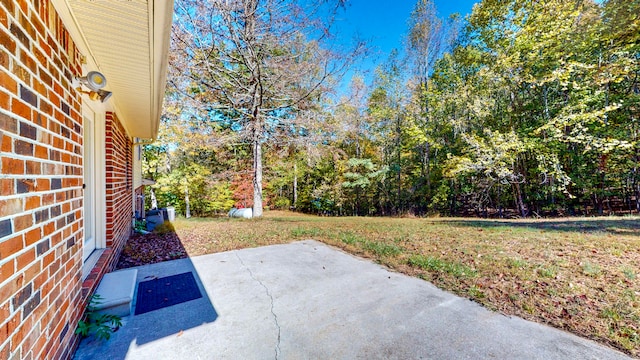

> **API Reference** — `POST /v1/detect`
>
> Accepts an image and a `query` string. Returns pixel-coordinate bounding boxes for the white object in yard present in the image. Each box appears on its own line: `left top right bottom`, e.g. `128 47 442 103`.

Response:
93 269 138 317
228 208 253 219
166 206 175 221
150 188 157 209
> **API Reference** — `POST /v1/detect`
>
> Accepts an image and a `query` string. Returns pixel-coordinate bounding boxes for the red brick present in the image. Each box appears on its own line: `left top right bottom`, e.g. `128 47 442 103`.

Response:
16 249 35 271
0 70 16 94
0 312 20 347
25 160 40 175
0 179 12 196
0 197 22 217
38 130 50 145
50 232 61 247
1 157 24 174
14 138 34 156
24 227 41 246
22 259 41 286
33 335 48 360
10 324 26 352
34 145 48 159
0 112 17 133
33 271 47 290
42 252 54 268
33 113 46 128
0 258 15 284
53 83 62 98
17 0 27 15
33 78 47 96
22 326 41 355
0 6 7 28
0 233 22 259
13 64 31 85
0 301 8 322
1 134 11 152
38 38 51 58
19 50 37 76
0 90 8 110
42 222 54 236
41 192 53 205
11 98 32 121
24 196 40 210
13 214 32 232
0 273 20 304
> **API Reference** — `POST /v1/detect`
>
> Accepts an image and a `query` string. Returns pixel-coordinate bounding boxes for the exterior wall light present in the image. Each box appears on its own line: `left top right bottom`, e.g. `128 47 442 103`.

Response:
86 89 113 103
75 71 113 103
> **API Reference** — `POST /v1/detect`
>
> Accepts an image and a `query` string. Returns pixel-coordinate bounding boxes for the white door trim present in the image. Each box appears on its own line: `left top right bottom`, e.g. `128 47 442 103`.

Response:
83 105 96 262
82 101 107 263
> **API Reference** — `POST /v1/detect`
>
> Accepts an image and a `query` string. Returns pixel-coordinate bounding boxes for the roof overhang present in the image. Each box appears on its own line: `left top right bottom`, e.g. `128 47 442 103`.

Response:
52 0 174 140
141 179 156 186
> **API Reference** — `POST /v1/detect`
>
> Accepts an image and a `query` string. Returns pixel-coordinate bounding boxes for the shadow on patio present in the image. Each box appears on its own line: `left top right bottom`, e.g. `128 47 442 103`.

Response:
74 228 218 359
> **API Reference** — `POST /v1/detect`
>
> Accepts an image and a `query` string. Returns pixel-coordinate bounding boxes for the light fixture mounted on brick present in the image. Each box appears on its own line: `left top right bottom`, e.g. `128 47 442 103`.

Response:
74 71 113 103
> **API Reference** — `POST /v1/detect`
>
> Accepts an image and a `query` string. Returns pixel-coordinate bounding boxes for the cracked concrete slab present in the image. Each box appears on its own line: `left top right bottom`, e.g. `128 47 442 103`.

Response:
74 240 631 360
234 251 282 359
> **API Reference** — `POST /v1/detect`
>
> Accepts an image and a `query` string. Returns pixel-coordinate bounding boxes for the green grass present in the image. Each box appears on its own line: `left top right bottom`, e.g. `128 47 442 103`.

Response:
363 241 402 257
290 227 322 237
171 211 640 356
407 255 476 278
339 231 365 245
582 261 602 277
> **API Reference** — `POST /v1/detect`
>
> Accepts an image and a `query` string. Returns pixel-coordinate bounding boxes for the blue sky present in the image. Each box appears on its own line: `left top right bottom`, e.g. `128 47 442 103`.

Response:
333 0 480 87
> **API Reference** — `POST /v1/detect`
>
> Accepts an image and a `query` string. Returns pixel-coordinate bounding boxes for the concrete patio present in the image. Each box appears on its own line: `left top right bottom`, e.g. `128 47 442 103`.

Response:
73 240 631 359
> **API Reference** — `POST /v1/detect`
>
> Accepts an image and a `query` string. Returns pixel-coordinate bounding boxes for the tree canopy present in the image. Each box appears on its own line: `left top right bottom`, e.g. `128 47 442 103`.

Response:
147 0 640 218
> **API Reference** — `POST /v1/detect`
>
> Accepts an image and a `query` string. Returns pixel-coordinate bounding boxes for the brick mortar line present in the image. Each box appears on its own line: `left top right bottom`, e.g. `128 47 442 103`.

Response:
0 201 82 224
0 114 83 147
0 126 83 150
0 174 83 180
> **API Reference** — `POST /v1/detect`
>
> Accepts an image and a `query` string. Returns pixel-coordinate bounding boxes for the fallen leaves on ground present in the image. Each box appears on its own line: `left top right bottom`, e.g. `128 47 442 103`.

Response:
116 230 188 269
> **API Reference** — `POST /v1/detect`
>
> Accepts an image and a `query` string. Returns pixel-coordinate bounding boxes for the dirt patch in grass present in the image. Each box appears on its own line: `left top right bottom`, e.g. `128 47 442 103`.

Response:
124 211 640 357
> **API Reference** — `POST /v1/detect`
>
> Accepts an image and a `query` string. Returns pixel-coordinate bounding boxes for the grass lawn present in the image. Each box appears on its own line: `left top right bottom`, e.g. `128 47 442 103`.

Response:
171 211 640 356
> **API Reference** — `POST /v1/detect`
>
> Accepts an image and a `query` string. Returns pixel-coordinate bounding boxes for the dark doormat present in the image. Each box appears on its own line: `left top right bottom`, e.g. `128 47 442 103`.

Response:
135 272 202 315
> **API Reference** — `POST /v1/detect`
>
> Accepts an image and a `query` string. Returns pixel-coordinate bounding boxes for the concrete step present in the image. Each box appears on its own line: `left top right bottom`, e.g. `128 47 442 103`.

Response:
93 269 138 317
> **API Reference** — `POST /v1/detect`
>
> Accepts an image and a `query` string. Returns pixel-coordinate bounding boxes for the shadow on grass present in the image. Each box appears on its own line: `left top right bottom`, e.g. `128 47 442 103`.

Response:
435 217 640 236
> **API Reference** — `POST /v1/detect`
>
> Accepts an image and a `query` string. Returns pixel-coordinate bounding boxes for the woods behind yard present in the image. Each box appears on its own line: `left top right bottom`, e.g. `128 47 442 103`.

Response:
150 0 640 219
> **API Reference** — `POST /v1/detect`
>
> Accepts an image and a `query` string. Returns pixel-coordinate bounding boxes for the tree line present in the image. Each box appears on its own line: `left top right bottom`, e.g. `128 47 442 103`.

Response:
146 0 639 218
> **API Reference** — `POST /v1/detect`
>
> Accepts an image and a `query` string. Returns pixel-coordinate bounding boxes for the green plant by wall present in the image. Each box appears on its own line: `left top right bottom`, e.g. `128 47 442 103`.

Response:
75 294 122 341
134 219 147 233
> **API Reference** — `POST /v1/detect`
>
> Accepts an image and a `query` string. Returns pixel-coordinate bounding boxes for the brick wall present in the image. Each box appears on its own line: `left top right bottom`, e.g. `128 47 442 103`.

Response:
104 111 132 259
0 1 86 359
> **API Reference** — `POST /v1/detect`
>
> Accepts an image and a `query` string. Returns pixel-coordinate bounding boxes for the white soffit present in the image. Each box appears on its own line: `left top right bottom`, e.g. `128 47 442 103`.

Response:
55 0 173 140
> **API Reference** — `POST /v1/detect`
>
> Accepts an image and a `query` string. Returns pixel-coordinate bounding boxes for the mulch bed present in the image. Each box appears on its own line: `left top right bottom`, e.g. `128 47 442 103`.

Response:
116 230 188 269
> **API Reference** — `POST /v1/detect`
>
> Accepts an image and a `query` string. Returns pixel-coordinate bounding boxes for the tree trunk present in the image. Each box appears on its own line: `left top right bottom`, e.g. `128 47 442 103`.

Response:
396 114 402 214
293 162 298 210
253 128 263 218
424 142 431 196
636 182 640 213
185 187 191 218
513 182 526 218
